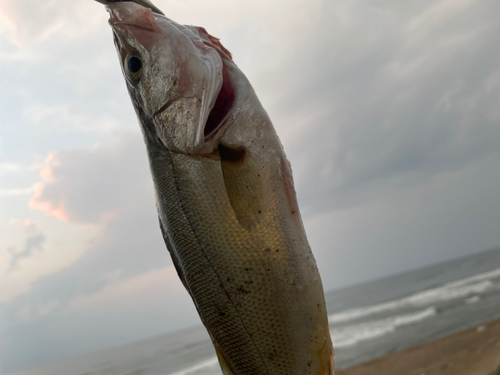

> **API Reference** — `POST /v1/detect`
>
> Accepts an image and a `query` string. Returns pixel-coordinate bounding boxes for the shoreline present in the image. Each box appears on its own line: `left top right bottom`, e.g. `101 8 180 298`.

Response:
337 316 500 375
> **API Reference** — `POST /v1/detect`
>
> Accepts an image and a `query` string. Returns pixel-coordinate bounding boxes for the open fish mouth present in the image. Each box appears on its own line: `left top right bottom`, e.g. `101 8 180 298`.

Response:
107 3 159 35
95 0 164 15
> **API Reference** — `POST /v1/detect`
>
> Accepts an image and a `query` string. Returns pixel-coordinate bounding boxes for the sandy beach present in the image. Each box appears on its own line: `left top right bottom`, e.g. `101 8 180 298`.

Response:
337 317 500 375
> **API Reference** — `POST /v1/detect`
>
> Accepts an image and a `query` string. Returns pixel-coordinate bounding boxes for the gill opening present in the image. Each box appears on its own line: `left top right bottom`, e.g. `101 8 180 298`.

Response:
204 60 235 140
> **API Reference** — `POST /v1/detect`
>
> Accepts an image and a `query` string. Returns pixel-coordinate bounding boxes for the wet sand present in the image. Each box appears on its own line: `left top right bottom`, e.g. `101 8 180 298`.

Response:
337 317 500 375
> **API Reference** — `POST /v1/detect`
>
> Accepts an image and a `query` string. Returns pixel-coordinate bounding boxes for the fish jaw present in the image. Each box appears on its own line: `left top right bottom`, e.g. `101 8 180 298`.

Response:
96 0 165 15
107 2 224 154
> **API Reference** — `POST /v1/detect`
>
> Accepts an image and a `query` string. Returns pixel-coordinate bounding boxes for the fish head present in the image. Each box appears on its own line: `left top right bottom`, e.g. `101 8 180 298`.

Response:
107 2 236 154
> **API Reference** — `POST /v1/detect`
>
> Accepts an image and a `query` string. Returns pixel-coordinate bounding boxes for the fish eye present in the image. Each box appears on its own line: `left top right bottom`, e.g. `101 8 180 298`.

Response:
125 54 143 82
128 56 142 74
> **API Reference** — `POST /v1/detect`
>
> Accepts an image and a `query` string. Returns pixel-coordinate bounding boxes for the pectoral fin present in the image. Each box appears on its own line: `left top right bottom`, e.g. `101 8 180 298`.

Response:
219 145 264 230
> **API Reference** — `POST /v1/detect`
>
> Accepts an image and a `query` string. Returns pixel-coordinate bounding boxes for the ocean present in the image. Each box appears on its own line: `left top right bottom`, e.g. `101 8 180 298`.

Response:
11 247 500 375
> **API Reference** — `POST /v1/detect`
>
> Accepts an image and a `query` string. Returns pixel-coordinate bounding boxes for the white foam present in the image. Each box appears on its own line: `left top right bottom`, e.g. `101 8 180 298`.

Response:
465 295 481 304
444 267 500 288
167 356 219 375
331 307 436 348
166 267 500 374
168 308 436 374
328 266 500 324
406 280 492 305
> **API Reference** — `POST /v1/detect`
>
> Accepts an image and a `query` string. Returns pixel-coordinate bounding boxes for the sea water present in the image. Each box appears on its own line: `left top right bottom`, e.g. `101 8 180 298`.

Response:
11 247 500 374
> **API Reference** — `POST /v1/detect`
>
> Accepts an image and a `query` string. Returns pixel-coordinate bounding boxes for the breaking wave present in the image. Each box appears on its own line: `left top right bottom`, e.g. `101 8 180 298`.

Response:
165 267 500 374
331 307 437 348
167 356 219 375
328 267 500 324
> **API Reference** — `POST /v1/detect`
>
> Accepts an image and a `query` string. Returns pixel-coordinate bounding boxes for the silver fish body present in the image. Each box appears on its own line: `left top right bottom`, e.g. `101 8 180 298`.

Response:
99 2 334 374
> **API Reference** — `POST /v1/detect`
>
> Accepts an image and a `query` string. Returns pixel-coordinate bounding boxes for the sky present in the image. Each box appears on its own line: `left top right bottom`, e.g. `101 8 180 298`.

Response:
1 0 500 373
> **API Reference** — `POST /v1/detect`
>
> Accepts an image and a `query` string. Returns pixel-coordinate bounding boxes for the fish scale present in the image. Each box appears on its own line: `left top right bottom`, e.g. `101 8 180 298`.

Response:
150 147 271 374
169 153 295 371
154 133 324 375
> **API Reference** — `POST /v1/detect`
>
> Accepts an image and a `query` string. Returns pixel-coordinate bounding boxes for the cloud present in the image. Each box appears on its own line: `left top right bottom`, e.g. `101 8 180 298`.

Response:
6 131 171 309
9 219 34 228
23 104 122 135
2 266 198 374
307 153 500 289
406 0 480 31
29 153 70 222
29 133 151 225
0 1 67 48
67 266 190 317
1 131 187 372
7 220 45 269
0 187 33 196
0 0 136 166
0 0 106 50
253 0 500 216
0 163 21 172
1 130 170 307
0 218 94 303
37 299 59 316
0 165 33 196
10 233 46 268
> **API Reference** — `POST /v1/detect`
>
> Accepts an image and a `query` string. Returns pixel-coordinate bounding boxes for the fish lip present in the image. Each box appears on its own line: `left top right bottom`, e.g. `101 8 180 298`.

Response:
96 0 165 16
105 2 159 33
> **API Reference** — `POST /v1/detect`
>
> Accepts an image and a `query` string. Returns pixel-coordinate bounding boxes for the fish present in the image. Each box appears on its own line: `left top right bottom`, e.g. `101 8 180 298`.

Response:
96 1 334 374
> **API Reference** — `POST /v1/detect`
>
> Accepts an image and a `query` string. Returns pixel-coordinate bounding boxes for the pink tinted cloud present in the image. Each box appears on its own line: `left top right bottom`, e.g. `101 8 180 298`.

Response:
9 219 34 228
0 1 68 48
29 152 69 222
0 2 17 34
27 138 129 226
29 182 69 222
39 167 53 181
38 152 57 181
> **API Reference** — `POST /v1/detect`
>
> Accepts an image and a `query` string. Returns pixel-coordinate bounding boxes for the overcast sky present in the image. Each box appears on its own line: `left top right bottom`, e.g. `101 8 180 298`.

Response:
1 0 500 373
